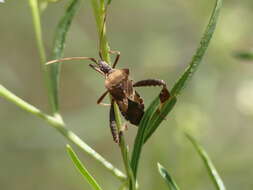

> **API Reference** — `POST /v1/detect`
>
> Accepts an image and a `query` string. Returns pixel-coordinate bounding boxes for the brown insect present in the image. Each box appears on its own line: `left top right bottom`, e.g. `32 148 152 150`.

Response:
46 51 170 143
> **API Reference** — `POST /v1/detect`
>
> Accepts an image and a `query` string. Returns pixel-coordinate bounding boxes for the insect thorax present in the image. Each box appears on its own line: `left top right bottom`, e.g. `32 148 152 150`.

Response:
105 70 128 89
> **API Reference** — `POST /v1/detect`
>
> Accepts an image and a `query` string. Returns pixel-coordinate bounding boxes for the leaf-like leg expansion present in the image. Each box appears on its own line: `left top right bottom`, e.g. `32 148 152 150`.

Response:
133 79 170 103
110 100 119 143
109 50 121 68
97 91 110 106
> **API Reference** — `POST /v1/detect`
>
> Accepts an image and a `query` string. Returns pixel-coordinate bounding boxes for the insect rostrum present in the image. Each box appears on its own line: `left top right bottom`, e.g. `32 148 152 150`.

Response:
46 51 171 143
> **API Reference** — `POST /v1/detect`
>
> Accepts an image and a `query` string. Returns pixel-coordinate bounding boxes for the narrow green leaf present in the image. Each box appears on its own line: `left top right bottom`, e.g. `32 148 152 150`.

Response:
157 163 180 190
0 84 126 181
130 97 160 177
47 0 64 2
113 103 136 190
144 0 223 145
131 91 179 181
140 96 160 128
107 0 112 5
234 51 253 61
130 0 223 183
66 145 103 190
48 0 80 113
186 133 226 190
130 97 176 180
171 0 223 96
144 96 177 142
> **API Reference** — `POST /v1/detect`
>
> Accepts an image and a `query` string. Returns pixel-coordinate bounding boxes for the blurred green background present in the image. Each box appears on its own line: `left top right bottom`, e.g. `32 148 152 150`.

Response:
0 0 253 189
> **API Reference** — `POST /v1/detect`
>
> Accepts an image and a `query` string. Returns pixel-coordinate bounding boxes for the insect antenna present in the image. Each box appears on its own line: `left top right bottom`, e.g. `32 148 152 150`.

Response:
46 57 98 65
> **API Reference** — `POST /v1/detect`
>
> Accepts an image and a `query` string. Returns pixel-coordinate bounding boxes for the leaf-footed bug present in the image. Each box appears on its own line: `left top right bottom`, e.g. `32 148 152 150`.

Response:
46 52 170 143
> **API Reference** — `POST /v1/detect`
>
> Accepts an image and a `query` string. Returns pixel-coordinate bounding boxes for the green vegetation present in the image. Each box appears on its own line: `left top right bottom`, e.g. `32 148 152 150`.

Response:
1 0 252 189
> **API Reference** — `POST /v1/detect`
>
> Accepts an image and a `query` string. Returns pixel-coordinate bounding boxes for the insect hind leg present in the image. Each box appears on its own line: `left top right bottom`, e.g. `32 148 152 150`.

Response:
110 101 120 143
133 79 170 103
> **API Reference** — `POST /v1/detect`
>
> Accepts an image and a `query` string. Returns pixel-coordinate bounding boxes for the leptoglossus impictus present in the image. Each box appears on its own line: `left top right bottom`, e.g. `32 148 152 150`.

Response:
46 5 170 143
46 52 170 143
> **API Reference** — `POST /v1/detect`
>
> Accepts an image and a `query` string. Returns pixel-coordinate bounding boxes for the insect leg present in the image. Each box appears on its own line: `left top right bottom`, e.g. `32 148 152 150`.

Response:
133 79 170 103
109 50 121 68
110 100 120 143
98 49 120 69
97 91 110 106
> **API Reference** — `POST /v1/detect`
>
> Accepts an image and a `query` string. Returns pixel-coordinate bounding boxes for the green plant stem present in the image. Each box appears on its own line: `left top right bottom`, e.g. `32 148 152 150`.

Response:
28 0 128 182
89 0 134 188
58 123 126 182
118 180 128 190
28 0 46 65
0 84 126 181
28 0 58 114
0 84 63 127
130 0 223 187
114 103 136 190
90 0 110 61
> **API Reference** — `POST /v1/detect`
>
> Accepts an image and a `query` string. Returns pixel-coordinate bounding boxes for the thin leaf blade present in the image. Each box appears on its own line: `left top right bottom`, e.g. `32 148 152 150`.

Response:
107 0 112 5
157 163 180 190
144 96 177 142
48 0 80 113
130 96 176 181
130 0 223 185
171 0 223 96
66 145 103 190
234 51 253 61
186 133 226 190
143 0 223 143
130 97 160 177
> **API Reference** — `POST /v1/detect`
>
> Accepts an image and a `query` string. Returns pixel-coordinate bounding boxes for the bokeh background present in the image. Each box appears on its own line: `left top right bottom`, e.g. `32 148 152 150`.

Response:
0 0 253 189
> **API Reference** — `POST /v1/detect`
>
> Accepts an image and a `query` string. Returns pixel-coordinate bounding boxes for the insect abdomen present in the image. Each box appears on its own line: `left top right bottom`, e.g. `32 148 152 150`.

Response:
123 99 144 125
